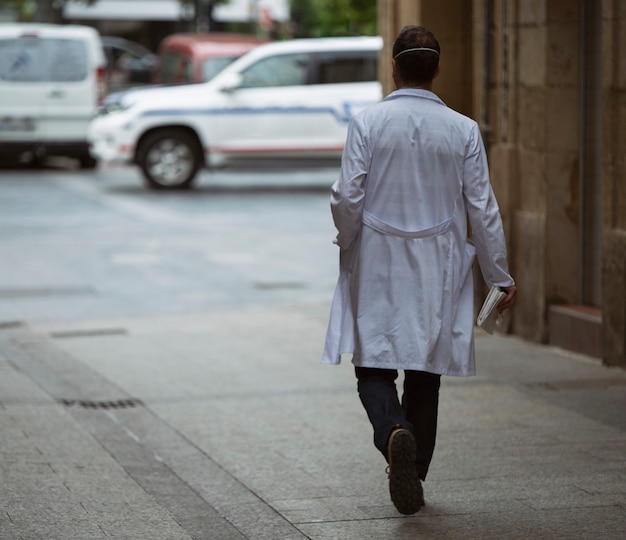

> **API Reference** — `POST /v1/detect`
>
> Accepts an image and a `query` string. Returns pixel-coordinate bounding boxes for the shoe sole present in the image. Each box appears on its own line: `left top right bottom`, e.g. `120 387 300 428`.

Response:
388 429 424 515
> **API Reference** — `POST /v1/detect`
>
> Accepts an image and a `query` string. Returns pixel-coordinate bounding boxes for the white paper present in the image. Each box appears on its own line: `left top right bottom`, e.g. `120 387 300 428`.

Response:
477 287 506 334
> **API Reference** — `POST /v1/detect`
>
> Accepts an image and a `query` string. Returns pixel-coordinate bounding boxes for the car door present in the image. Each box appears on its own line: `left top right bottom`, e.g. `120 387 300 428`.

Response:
39 35 96 143
0 35 46 144
207 51 313 157
206 48 380 159
305 49 381 144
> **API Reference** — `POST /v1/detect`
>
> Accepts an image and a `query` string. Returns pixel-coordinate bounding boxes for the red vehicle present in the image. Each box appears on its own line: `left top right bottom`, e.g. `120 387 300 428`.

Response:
152 33 267 85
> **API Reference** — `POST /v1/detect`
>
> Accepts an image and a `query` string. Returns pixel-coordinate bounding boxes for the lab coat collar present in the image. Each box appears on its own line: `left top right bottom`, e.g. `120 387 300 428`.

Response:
384 88 446 106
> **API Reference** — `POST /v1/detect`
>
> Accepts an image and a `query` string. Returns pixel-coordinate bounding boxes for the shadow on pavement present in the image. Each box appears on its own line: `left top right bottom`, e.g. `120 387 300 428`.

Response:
0 156 83 172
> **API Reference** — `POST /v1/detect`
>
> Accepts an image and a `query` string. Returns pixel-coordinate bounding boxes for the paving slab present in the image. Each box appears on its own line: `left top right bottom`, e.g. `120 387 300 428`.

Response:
1 302 625 539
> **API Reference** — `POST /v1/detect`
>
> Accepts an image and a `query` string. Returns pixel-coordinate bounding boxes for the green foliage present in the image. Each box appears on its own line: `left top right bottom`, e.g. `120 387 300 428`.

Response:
5 1 376 38
3 0 35 20
4 1 98 22
5 1 228 20
290 0 376 38
178 0 228 6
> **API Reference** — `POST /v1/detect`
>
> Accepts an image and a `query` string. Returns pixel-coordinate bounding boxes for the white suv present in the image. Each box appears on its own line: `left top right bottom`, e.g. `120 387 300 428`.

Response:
88 36 382 189
0 23 106 167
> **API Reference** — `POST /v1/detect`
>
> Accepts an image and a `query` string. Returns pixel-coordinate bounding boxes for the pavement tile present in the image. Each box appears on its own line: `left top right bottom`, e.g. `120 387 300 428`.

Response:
216 501 308 540
3 502 105 540
584 440 626 461
457 505 626 539
480 473 626 510
571 470 626 497
0 358 52 403
272 494 407 523
0 518 22 540
298 513 471 540
2 307 625 539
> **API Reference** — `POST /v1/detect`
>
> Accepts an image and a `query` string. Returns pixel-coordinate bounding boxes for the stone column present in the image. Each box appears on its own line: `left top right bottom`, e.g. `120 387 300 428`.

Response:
601 0 626 368
377 0 420 97
377 0 473 114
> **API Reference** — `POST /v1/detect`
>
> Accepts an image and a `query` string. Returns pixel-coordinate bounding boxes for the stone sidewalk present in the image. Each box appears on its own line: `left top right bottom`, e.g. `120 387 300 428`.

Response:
1 302 625 539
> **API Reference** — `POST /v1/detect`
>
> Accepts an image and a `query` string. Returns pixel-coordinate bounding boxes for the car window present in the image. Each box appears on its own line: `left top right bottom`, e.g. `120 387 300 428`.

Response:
240 53 309 88
314 51 378 84
202 56 237 82
106 45 127 65
108 47 144 68
157 51 183 84
180 58 193 83
0 37 88 82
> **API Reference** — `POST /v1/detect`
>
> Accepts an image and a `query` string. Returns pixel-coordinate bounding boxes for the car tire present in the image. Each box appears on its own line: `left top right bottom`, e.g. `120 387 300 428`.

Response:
138 129 202 190
79 154 98 169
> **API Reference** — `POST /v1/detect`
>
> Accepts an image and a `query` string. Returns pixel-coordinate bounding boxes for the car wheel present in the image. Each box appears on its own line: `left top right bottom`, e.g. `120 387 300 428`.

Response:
138 130 202 190
79 154 98 169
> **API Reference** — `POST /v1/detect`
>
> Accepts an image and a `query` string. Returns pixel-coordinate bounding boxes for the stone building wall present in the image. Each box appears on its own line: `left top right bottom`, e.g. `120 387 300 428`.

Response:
602 0 626 367
508 0 583 341
377 0 626 367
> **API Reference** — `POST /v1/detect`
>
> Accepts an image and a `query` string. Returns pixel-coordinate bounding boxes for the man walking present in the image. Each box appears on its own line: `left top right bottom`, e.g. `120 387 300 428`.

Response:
322 25 517 515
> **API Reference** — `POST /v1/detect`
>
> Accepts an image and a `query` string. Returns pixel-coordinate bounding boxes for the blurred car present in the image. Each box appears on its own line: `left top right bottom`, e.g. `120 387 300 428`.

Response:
100 33 265 117
152 33 267 85
101 36 157 92
88 36 382 189
0 23 106 168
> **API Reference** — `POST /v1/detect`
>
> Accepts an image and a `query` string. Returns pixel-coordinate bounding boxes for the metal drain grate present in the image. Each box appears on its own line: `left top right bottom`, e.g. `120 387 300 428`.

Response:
536 378 626 391
0 321 24 330
60 398 144 409
0 286 97 299
50 328 128 339
253 281 307 290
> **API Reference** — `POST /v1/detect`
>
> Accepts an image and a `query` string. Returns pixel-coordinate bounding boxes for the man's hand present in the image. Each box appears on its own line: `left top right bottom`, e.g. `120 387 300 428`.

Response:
497 285 517 312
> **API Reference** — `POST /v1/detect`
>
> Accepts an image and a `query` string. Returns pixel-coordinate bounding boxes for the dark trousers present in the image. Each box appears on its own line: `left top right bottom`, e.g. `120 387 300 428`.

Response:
355 366 441 481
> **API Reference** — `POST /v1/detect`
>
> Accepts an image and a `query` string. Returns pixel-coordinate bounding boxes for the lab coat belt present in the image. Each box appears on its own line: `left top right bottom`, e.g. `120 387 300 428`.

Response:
362 210 452 238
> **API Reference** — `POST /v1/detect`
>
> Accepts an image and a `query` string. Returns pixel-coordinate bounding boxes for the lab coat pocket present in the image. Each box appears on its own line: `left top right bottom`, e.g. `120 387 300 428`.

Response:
462 239 476 282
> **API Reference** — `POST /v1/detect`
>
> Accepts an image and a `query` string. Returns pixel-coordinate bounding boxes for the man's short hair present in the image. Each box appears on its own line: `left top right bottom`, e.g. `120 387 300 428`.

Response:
392 26 440 85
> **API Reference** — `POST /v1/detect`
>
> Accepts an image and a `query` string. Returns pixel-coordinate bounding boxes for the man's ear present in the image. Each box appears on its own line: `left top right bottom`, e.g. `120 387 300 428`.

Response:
392 58 400 87
433 62 441 80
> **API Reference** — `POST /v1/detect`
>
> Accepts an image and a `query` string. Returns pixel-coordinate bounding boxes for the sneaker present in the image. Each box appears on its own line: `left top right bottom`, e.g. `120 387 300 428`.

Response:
387 428 424 515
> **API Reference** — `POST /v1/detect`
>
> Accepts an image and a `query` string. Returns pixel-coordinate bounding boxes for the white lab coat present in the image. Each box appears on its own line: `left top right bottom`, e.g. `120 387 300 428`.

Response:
322 88 514 376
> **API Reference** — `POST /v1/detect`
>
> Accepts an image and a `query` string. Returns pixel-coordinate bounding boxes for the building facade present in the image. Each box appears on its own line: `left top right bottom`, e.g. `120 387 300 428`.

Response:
378 0 626 368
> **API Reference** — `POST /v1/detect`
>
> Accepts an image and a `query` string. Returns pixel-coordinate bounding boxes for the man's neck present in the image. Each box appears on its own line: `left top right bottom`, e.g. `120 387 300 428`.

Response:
397 83 433 91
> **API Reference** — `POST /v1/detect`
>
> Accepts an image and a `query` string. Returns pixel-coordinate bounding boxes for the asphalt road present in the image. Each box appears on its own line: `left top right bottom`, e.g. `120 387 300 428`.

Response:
0 160 340 324
1 159 625 539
